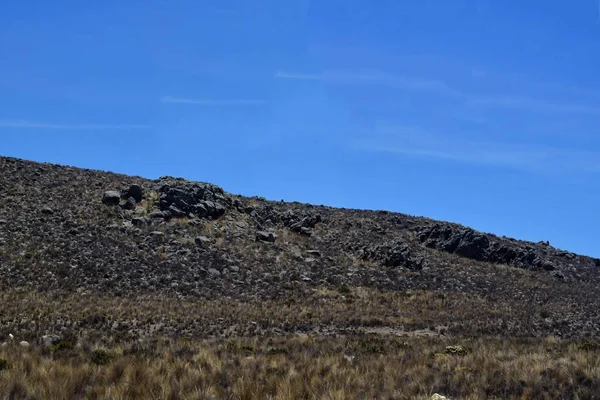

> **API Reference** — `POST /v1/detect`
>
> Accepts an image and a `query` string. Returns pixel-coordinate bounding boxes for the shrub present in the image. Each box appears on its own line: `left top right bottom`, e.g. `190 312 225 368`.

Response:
51 340 76 354
0 359 7 371
89 349 113 365
579 341 600 351
443 345 470 356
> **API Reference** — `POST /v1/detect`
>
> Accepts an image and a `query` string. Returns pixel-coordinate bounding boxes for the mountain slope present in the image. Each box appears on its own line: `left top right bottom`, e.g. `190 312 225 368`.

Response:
1 155 599 341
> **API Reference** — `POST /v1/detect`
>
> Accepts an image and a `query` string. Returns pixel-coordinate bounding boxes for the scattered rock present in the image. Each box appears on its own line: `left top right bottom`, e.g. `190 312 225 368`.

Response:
132 217 150 227
195 236 211 247
256 231 277 243
19 341 30 348
102 191 121 206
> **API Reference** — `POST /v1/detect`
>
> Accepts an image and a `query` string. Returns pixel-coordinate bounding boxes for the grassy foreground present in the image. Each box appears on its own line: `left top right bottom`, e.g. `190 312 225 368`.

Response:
1 335 600 399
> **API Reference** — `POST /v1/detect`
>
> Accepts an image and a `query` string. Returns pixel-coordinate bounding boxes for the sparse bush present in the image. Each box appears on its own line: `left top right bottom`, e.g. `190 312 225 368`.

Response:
0 359 7 371
51 340 75 354
89 349 113 365
579 341 600 351
442 345 470 356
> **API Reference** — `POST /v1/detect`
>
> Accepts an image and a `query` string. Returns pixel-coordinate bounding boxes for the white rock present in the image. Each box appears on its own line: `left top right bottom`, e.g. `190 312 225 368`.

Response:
1 342 7 347
431 394 450 400
19 341 30 348
8 334 14 340
343 354 355 363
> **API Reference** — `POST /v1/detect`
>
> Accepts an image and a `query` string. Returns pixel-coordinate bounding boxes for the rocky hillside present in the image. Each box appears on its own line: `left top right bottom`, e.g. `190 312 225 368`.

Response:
1 155 599 340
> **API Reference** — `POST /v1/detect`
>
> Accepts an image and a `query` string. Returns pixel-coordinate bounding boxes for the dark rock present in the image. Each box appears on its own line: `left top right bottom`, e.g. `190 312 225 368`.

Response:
155 179 229 220
539 260 556 271
454 230 489 261
168 205 187 218
299 227 312 236
550 270 566 280
208 268 221 277
416 222 552 271
150 211 169 219
123 197 137 210
127 184 144 202
195 236 211 247
132 217 150 227
102 191 121 206
256 231 277 243
40 206 54 215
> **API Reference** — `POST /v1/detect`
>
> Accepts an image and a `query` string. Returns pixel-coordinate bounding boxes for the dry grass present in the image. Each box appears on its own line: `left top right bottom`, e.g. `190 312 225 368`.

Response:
0 286 537 343
1 336 599 399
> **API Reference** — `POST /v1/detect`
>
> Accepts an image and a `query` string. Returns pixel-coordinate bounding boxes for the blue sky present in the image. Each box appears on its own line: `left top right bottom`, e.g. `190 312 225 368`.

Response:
1 1 599 257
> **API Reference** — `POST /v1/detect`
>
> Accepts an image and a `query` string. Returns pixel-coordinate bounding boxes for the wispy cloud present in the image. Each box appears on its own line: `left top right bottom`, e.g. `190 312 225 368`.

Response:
0 120 150 130
275 71 462 96
161 96 265 105
352 127 600 174
467 95 600 115
276 69 600 115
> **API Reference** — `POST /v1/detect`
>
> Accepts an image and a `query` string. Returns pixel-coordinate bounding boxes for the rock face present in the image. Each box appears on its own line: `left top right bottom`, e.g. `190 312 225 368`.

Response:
416 223 557 271
155 178 230 220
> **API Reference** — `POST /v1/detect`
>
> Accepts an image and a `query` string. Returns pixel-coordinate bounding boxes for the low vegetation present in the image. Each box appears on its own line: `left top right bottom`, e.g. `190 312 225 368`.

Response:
1 335 600 399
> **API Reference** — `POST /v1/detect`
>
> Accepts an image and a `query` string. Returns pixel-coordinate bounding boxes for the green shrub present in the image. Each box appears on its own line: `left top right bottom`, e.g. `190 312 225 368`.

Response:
51 340 75 354
443 345 470 356
0 359 7 371
89 349 113 365
579 341 600 351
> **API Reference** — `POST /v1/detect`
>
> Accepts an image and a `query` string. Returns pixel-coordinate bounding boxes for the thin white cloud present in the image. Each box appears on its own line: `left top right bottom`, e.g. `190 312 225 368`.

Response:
275 70 462 97
276 69 600 115
0 120 150 129
352 127 600 173
161 96 265 105
274 72 322 80
467 95 600 115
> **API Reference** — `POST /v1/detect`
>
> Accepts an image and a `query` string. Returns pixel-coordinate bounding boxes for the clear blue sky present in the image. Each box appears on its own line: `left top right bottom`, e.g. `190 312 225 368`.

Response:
1 1 599 257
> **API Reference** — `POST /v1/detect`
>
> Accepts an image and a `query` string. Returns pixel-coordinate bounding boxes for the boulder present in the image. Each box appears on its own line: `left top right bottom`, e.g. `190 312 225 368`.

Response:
132 217 150 227
127 184 144 202
256 231 277 243
123 197 137 210
195 236 211 247
102 191 121 206
40 206 54 215
41 334 62 348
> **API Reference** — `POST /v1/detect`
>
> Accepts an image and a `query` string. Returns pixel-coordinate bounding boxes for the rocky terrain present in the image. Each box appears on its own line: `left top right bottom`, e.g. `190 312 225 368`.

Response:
1 155 600 342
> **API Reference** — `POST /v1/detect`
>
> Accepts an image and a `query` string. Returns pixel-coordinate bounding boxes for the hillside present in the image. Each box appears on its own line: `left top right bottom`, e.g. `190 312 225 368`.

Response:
1 155 600 398
1 155 599 340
